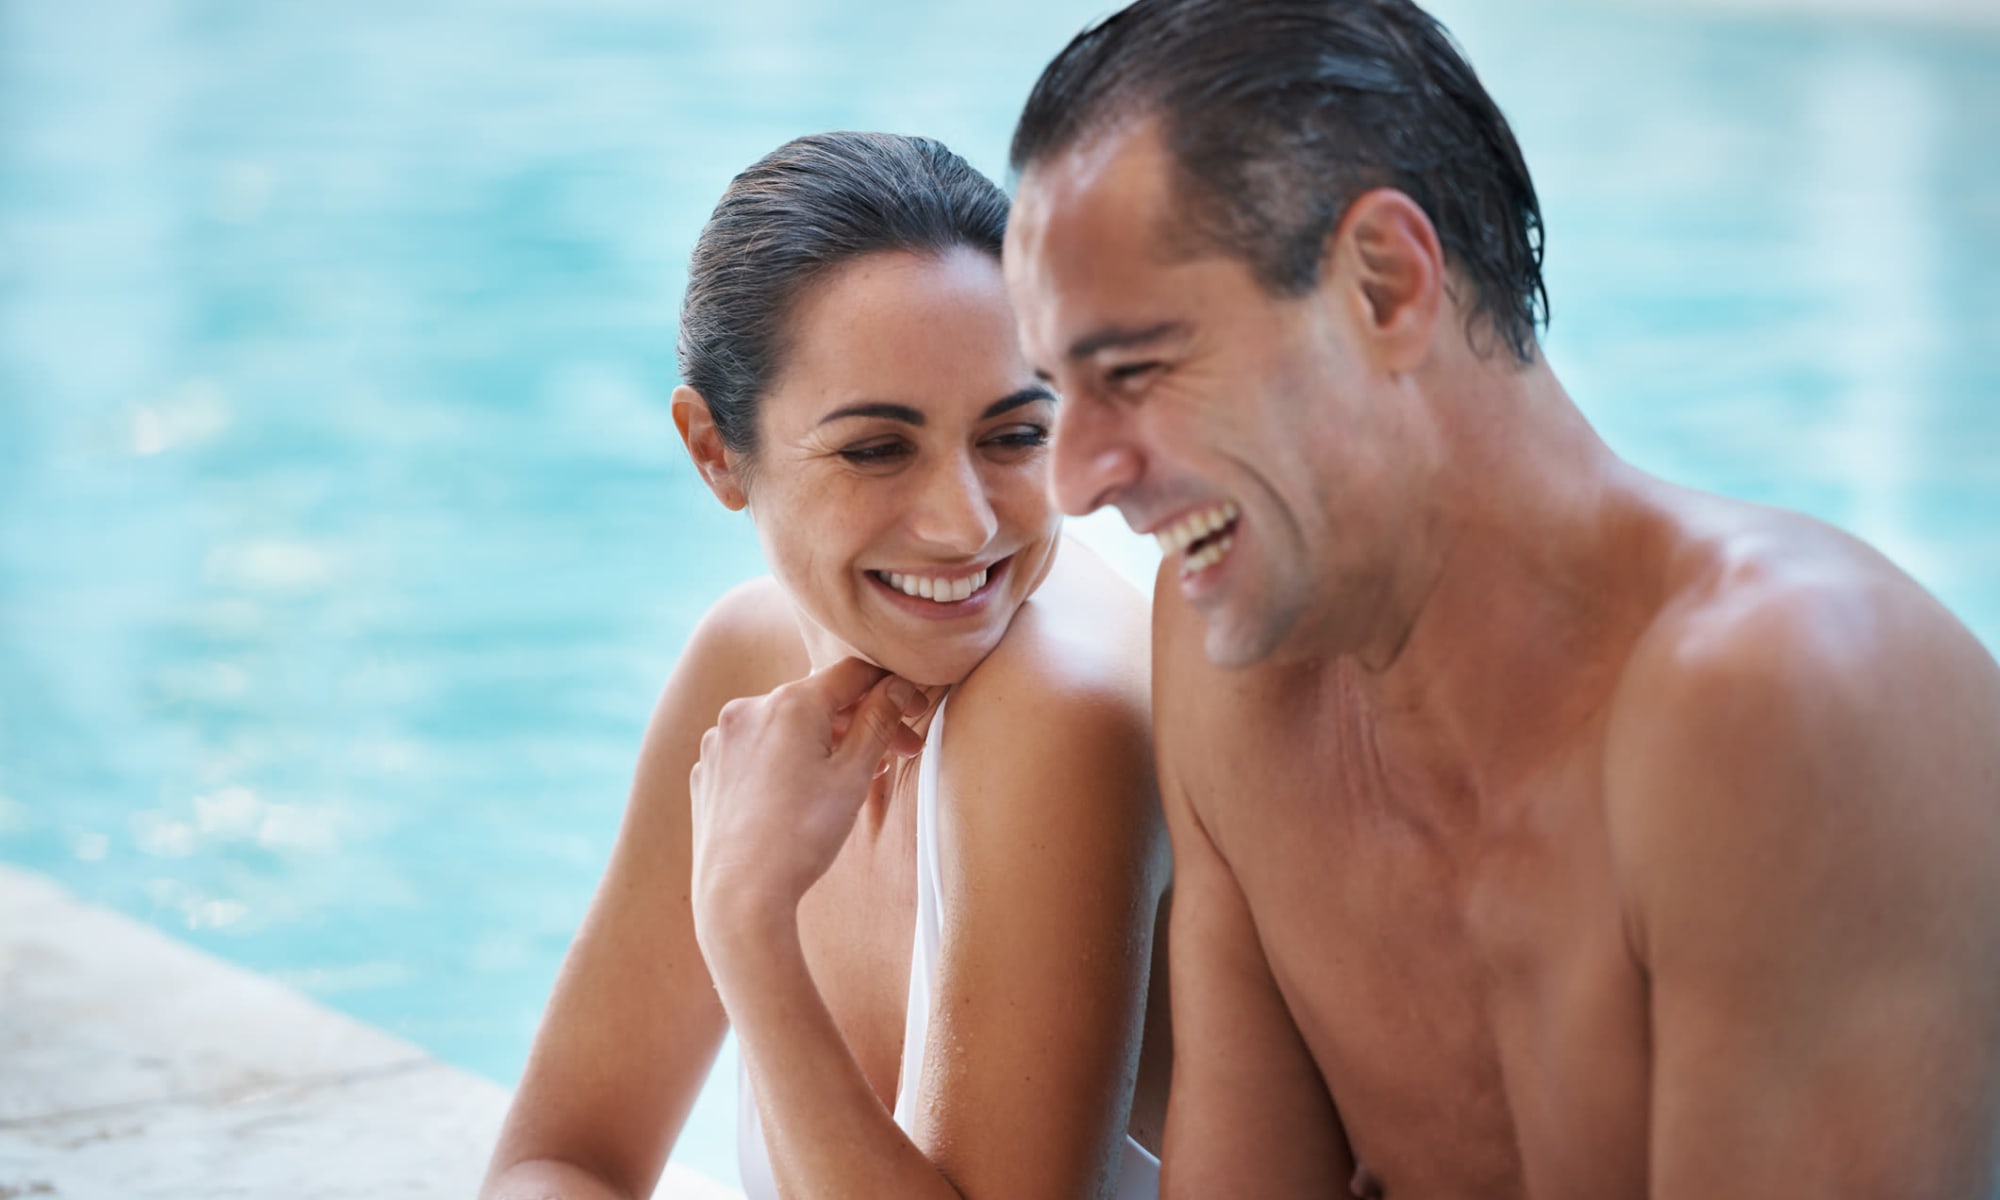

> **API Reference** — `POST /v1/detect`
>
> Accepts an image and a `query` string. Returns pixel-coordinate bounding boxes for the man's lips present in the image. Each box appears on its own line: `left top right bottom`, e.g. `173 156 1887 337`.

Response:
1149 500 1240 558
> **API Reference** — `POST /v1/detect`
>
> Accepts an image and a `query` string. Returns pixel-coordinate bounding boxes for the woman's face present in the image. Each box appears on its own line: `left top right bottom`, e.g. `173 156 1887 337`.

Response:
734 246 1060 687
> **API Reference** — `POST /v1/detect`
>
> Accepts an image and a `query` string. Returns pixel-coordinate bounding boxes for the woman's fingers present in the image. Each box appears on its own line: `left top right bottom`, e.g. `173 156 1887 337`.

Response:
778 657 925 763
791 657 893 719
832 672 920 774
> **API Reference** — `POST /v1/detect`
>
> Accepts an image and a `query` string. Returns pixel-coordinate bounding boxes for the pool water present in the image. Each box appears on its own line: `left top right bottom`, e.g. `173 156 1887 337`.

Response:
2 0 1996 1190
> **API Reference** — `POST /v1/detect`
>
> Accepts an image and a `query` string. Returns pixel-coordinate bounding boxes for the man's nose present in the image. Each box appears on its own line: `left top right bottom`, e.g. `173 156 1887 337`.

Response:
907 454 1001 552
1048 394 1142 518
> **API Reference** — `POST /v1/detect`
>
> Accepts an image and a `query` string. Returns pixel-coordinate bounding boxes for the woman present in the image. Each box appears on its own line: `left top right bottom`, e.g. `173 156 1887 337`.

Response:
480 132 1168 1200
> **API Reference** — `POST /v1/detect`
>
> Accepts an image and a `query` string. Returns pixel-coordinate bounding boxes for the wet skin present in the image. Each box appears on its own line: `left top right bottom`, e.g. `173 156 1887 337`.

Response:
1007 117 2000 1199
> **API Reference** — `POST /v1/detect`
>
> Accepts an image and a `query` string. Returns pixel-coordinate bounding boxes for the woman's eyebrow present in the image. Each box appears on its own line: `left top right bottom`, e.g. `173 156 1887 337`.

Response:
817 386 1055 428
818 402 923 427
983 386 1057 418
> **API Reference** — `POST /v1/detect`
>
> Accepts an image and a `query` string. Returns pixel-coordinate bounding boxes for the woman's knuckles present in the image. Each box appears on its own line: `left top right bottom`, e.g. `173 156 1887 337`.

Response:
715 695 759 730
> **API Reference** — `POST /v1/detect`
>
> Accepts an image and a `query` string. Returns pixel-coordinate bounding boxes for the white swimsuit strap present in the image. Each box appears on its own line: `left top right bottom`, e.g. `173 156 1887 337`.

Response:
892 695 948 1130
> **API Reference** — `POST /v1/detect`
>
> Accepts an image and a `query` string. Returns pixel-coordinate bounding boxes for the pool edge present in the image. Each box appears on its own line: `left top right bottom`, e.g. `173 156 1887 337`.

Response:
0 862 741 1200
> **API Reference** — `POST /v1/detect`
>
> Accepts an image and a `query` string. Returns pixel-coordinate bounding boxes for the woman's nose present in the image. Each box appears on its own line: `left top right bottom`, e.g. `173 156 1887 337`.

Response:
907 455 1000 552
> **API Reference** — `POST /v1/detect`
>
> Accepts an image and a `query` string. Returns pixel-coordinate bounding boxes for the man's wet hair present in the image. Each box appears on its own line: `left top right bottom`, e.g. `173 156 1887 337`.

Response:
1010 0 1548 364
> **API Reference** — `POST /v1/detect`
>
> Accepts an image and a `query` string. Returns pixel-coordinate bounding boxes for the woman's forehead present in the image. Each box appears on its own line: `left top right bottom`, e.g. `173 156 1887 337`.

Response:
762 249 1037 427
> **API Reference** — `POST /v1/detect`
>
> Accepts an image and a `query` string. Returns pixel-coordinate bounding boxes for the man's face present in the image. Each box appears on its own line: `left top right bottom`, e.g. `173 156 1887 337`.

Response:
1006 120 1424 668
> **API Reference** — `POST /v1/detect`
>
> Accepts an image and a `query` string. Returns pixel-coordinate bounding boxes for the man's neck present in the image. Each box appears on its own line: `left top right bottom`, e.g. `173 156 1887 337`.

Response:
1326 356 1664 794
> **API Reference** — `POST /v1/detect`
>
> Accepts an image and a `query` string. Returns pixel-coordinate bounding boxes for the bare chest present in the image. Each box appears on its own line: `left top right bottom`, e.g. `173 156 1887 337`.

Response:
1203 734 1651 1200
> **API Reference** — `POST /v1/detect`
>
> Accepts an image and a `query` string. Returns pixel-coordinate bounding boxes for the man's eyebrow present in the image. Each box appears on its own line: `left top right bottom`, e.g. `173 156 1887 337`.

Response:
817 386 1056 428
1066 320 1190 361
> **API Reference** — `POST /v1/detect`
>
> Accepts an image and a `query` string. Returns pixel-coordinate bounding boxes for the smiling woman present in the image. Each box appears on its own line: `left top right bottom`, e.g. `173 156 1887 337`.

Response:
687 244 1063 687
479 132 1170 1200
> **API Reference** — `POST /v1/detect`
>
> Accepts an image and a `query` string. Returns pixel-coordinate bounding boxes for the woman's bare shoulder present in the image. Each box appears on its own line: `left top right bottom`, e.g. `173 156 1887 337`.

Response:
942 535 1160 859
899 540 1166 1188
966 534 1151 711
674 575 810 704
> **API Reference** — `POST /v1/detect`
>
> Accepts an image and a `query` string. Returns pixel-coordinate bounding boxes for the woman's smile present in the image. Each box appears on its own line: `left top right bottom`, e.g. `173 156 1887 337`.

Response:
866 554 1012 620
725 245 1059 684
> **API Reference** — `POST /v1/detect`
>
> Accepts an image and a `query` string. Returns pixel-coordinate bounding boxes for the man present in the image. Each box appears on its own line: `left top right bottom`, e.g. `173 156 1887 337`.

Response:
1002 1 2000 1196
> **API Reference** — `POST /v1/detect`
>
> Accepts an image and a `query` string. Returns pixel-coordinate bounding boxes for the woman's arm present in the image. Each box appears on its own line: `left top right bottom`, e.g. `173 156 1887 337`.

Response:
688 658 960 1199
906 643 1168 1196
480 581 799 1200
695 595 1166 1199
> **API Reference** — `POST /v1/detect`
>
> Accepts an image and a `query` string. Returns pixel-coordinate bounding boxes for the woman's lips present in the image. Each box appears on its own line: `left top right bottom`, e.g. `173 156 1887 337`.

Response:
867 555 1010 618
876 563 991 603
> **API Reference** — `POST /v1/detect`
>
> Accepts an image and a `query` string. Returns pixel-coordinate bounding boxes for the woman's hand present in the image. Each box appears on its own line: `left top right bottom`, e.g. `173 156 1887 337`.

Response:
688 657 925 972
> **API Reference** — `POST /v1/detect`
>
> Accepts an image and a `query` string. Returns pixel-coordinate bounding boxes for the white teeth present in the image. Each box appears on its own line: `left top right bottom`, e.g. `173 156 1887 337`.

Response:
881 567 989 603
1154 501 1240 556
1181 533 1234 577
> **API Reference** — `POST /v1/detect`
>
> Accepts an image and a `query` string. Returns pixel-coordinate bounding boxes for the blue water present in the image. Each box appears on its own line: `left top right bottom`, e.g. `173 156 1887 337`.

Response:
2 0 1995 1191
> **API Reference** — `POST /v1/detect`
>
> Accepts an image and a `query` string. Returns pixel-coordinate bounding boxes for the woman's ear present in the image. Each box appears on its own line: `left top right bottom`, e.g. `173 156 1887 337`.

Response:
672 384 749 511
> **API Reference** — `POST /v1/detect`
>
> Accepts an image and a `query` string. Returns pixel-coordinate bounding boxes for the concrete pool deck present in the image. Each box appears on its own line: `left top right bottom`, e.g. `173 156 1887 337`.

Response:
0 865 740 1200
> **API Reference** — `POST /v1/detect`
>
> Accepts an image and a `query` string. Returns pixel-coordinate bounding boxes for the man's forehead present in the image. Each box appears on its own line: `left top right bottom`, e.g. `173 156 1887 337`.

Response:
1015 117 1173 241
1010 122 1197 327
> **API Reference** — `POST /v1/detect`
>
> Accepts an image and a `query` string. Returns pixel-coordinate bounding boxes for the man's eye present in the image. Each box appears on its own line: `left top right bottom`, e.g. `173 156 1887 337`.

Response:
1106 362 1161 387
838 441 911 464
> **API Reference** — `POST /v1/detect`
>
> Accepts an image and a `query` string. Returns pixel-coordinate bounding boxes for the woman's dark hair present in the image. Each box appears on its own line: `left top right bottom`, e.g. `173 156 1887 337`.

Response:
677 131 1011 456
1010 0 1548 364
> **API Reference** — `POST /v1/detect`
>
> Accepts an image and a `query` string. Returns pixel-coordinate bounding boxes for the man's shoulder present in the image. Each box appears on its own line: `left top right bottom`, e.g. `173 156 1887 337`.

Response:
1610 503 1984 746
1601 502 2000 909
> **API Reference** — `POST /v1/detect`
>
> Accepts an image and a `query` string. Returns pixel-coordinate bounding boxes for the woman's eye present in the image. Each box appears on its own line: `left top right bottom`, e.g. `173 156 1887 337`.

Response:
983 424 1050 451
838 440 911 465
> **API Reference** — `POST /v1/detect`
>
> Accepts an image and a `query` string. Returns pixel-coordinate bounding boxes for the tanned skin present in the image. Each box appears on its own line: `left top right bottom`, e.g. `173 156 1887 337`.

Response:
1005 117 2000 1200
482 249 1169 1200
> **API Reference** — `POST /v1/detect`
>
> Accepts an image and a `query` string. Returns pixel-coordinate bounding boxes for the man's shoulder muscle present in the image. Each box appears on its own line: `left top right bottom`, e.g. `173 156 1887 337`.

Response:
1602 512 2000 950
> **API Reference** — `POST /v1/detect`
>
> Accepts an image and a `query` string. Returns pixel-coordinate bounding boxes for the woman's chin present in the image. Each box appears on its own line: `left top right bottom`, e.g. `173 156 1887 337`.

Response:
808 602 1013 690
863 638 998 690
875 658 974 690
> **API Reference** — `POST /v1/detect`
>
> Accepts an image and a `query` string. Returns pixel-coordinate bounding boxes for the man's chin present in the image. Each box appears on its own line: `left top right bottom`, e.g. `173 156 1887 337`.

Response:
1200 602 1296 671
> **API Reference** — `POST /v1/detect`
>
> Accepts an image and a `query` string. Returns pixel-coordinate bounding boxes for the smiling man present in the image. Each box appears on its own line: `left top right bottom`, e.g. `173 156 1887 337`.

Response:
1003 1 2000 1197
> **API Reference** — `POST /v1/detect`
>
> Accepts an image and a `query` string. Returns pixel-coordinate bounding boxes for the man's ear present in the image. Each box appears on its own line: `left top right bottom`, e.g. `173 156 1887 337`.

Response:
1322 188 1443 373
672 384 749 511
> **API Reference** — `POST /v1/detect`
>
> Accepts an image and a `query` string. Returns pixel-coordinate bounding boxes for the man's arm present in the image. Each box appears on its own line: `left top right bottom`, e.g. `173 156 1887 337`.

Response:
1608 581 2000 1199
1158 767 1355 1198
1152 563 1352 1197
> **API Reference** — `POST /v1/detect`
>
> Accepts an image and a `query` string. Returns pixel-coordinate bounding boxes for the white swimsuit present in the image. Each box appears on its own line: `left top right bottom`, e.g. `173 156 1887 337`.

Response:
736 698 1161 1199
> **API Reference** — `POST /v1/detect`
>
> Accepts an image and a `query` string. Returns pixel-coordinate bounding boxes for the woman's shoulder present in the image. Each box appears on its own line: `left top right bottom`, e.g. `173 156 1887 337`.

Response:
963 534 1151 714
678 575 810 698
941 535 1159 844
